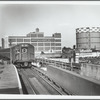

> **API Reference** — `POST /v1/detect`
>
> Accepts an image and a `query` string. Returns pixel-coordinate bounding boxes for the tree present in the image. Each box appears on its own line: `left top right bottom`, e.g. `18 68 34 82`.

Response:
62 47 73 59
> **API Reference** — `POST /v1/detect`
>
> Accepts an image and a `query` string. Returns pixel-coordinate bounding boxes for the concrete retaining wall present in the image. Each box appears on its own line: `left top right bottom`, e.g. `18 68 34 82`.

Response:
46 65 100 95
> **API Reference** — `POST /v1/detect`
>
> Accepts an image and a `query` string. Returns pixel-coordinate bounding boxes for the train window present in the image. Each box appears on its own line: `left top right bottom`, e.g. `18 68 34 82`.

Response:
22 48 27 53
16 49 20 53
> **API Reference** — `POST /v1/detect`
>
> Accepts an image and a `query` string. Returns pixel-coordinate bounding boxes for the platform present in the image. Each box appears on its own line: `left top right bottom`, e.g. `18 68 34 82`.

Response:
46 65 100 95
0 64 22 94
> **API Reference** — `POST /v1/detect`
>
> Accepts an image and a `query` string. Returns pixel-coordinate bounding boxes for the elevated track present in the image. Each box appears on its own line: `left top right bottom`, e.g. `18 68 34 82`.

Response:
18 67 73 95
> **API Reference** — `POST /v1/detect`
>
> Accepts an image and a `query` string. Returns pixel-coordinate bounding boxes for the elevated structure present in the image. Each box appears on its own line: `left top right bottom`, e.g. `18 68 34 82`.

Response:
47 64 100 95
76 27 100 50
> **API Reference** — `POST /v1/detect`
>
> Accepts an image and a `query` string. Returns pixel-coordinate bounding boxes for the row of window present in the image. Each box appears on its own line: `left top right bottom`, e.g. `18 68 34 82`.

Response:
52 33 61 38
78 44 100 50
31 43 61 46
27 33 44 37
9 38 61 43
9 41 61 46
35 47 61 51
10 44 61 47
10 43 61 51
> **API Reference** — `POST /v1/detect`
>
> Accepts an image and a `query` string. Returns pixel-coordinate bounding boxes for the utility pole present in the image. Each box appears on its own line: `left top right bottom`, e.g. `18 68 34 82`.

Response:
10 47 12 64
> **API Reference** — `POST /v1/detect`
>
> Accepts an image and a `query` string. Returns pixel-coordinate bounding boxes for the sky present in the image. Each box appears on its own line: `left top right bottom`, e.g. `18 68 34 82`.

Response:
1 2 100 48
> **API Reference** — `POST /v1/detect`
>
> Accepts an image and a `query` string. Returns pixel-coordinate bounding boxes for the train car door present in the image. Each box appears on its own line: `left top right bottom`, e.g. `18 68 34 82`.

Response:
21 47 28 61
15 48 20 60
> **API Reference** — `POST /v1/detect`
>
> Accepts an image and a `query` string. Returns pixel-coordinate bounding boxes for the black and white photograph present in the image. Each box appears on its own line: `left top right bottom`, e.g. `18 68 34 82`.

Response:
0 1 100 99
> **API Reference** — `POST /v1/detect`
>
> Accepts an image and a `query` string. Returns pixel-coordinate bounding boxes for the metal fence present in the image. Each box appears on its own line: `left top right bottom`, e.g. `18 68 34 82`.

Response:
35 58 81 72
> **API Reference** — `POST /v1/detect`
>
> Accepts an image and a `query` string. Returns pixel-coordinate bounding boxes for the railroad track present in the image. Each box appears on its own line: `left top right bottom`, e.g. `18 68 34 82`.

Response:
31 67 73 95
18 69 36 94
18 68 56 94
18 66 73 95
18 67 73 95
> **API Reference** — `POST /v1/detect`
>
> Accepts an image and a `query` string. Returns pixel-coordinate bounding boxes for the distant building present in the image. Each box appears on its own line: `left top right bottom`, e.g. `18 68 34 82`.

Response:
77 49 100 58
76 27 100 50
7 28 62 56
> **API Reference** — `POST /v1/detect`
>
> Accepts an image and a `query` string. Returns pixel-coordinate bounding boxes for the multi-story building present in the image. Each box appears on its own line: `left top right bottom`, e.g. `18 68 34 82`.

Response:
7 28 61 56
76 27 100 50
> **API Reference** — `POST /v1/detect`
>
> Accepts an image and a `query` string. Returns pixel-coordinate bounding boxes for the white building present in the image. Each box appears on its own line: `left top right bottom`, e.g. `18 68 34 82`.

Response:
6 28 62 56
76 49 100 58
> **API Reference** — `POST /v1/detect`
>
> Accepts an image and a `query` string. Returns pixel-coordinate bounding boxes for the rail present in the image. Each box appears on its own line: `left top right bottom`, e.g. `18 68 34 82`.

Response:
18 67 73 95
31 67 73 95
18 69 36 94
35 58 81 72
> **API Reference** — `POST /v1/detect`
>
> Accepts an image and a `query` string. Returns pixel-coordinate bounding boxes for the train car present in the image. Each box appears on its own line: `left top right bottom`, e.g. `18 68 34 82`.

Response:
11 43 35 68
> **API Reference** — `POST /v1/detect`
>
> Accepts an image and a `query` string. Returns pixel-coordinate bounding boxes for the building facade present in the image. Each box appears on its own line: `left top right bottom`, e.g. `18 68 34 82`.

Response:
76 27 100 50
7 28 61 56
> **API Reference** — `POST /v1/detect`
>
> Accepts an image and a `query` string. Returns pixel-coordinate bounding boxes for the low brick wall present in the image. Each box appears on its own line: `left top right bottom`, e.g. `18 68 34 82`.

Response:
46 65 100 95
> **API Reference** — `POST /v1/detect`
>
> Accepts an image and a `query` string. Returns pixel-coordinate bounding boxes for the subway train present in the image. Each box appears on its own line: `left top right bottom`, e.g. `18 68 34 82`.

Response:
11 43 35 68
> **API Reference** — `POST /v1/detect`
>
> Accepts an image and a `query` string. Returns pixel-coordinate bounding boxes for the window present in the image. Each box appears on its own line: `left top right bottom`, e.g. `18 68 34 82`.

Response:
17 39 23 42
51 43 55 46
55 39 61 42
44 39 51 42
56 47 61 50
31 34 37 37
37 34 43 37
50 39 55 42
38 39 44 42
38 47 43 51
56 43 61 46
31 43 37 46
45 43 50 46
38 43 43 46
9 39 16 42
31 39 37 42
45 47 50 51
53 33 61 38
24 39 30 42
51 47 55 50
